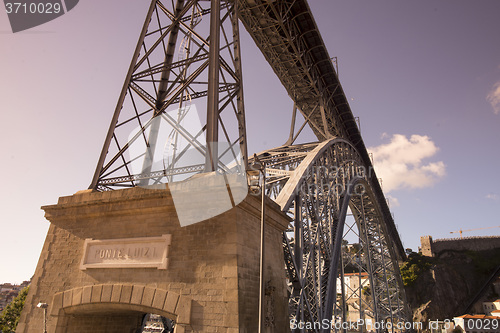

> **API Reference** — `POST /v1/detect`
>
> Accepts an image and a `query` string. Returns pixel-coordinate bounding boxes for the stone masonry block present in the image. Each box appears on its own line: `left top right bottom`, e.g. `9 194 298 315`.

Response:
225 278 238 290
163 291 179 313
62 290 73 308
120 285 133 303
152 289 167 309
91 285 102 303
222 289 238 301
101 284 113 302
222 266 238 278
224 302 238 315
71 287 82 306
50 292 63 316
81 286 92 304
130 285 144 305
175 296 192 325
110 284 122 303
223 313 238 328
174 325 186 333
141 286 155 307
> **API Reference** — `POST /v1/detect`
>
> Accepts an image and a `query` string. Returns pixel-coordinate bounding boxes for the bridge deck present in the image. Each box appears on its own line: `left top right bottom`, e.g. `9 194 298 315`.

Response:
238 0 406 260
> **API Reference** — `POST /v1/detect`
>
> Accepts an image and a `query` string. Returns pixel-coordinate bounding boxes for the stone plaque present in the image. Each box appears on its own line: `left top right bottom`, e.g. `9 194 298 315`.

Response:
80 234 171 270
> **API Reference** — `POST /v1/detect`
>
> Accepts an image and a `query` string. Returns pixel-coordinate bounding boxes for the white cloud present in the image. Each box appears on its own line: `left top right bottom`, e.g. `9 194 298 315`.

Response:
486 82 500 115
386 195 400 208
368 134 446 192
486 193 499 201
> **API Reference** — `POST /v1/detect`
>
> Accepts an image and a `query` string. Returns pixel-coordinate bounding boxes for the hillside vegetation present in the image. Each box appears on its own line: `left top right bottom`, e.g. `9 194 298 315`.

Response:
402 249 500 323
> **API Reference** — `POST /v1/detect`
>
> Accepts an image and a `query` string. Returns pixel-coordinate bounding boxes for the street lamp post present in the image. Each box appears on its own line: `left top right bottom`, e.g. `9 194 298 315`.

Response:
247 154 266 333
37 302 48 333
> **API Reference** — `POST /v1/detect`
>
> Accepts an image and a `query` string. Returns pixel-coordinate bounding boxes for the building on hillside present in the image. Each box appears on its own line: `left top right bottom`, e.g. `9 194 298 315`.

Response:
420 235 500 257
0 290 19 312
336 272 370 297
141 313 164 332
336 272 374 323
0 280 31 312
453 314 500 333
0 283 14 292
493 277 500 296
141 313 175 333
483 300 500 316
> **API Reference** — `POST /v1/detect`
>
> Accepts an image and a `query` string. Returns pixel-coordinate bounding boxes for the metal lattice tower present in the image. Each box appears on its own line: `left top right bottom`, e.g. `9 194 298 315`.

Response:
90 0 247 191
89 0 412 332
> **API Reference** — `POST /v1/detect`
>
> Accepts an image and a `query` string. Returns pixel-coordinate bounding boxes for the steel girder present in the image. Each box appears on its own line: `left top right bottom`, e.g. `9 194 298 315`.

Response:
237 0 405 261
90 0 247 191
252 138 411 332
238 0 352 141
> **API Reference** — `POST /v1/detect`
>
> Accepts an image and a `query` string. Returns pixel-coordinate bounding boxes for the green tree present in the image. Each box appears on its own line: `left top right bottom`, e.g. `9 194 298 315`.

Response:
0 286 29 333
348 243 362 254
400 253 433 286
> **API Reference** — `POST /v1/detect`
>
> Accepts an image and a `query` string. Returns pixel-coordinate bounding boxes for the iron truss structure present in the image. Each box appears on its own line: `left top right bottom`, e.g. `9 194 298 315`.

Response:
90 0 247 191
88 0 412 331
251 139 411 332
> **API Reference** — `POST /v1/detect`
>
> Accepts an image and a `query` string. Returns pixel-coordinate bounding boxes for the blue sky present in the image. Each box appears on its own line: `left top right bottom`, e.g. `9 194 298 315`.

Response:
1 0 499 283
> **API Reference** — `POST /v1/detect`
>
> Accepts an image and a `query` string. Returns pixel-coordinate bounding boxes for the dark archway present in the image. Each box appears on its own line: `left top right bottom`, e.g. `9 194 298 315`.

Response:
49 284 190 333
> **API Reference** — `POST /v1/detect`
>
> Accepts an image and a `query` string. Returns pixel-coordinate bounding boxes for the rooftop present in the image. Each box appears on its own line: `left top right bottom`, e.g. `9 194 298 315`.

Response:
456 314 500 319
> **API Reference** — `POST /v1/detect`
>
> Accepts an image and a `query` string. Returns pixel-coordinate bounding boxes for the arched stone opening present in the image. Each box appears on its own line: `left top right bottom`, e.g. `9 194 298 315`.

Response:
49 284 191 333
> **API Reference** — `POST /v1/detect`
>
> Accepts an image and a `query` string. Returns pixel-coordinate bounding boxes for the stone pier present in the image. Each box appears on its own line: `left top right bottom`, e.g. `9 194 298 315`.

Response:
17 186 290 332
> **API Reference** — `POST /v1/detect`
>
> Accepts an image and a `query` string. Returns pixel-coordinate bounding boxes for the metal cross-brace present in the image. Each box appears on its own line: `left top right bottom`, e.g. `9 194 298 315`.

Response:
252 139 412 333
89 0 247 191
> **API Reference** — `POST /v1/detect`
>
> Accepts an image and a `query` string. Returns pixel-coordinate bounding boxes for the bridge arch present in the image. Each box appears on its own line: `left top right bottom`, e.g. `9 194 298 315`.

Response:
50 284 191 333
254 138 410 332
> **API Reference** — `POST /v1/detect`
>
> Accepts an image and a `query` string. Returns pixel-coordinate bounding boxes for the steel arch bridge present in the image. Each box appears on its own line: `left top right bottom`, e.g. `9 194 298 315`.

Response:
88 0 412 331
252 139 409 331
